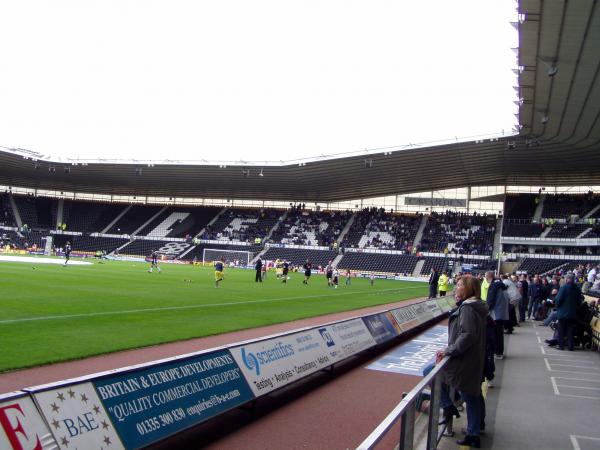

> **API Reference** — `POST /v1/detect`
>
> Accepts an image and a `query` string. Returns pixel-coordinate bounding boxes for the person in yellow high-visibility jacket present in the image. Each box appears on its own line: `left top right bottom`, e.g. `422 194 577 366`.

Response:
438 271 451 296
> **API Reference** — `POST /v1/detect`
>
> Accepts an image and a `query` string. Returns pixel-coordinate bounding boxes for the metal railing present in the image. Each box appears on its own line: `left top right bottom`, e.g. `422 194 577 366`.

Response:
356 357 450 450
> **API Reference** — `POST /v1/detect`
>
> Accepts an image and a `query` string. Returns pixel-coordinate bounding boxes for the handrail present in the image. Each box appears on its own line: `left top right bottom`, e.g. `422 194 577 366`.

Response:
356 356 450 450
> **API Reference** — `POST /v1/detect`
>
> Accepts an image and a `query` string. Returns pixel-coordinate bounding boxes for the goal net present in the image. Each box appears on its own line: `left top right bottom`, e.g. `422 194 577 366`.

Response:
202 248 253 267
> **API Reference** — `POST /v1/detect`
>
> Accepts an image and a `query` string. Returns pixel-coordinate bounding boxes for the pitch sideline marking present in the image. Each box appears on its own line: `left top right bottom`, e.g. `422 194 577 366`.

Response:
0 286 424 324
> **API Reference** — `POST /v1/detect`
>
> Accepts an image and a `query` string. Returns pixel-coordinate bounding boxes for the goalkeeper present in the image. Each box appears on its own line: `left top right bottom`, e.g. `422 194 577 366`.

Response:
214 257 225 288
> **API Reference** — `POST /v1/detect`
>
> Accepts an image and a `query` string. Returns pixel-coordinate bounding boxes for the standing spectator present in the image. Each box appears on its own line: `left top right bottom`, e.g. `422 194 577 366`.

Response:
518 274 529 322
528 276 542 320
254 257 263 282
438 271 450 296
437 275 488 448
503 275 520 334
429 267 440 299
555 274 583 351
486 272 508 359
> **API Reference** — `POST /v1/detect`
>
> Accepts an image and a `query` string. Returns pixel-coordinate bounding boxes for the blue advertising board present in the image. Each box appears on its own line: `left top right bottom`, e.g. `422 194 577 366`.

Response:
93 349 254 449
366 325 448 376
362 312 400 344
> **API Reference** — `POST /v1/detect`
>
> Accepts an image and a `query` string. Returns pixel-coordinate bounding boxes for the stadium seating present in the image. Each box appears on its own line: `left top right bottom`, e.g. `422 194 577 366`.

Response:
419 212 495 255
52 235 129 253
343 208 421 251
517 258 567 275
337 252 417 274
201 208 282 243
105 205 164 235
270 207 351 247
261 247 337 268
118 239 194 258
183 243 261 262
0 229 46 250
60 200 126 233
504 193 538 219
541 193 599 219
136 206 221 238
501 222 543 237
13 195 55 230
0 193 15 227
546 224 592 239
420 256 449 275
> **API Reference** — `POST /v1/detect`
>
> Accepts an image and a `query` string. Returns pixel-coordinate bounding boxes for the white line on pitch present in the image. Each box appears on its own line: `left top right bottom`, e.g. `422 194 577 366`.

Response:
571 435 600 450
550 363 598 368
0 286 421 324
550 377 560 395
556 384 600 391
554 376 600 383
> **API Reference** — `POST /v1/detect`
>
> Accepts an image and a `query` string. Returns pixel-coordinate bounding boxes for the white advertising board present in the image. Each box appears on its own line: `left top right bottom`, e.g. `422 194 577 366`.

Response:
33 382 124 450
0 393 58 450
323 318 377 359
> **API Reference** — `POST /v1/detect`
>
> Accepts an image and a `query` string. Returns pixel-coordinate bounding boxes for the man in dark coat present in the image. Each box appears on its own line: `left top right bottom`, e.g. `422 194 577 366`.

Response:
555 274 583 351
255 258 263 282
486 273 508 359
428 267 439 299
518 274 529 322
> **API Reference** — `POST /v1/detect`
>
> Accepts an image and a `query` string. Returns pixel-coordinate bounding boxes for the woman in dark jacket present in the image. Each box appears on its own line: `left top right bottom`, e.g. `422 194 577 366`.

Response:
437 275 489 448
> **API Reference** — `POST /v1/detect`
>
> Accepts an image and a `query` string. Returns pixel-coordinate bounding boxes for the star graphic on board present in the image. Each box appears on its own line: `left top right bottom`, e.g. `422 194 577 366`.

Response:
80 393 89 403
51 418 61 430
101 420 110 430
60 436 70 447
67 388 76 398
57 392 66 402
93 404 101 415
103 435 112 446
50 402 60 413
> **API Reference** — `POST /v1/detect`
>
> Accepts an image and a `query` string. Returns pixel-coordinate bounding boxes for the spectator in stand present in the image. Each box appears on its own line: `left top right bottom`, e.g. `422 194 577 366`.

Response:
486 271 508 359
503 275 520 334
428 267 440 299
518 274 529 322
437 275 488 448
555 274 583 351
528 276 542 320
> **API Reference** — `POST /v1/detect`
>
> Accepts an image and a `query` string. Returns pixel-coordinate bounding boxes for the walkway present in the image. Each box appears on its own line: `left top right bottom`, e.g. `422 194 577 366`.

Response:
440 320 600 450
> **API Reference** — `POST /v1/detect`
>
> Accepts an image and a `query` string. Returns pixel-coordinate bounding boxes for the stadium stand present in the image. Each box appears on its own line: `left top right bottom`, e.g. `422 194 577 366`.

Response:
183 243 261 262
419 211 495 255
59 200 126 233
337 252 417 274
118 239 193 258
270 207 350 247
344 208 421 251
503 193 538 219
541 193 599 218
200 208 281 243
135 206 221 238
517 258 567 275
546 223 592 238
13 194 54 230
261 247 337 268
52 235 129 254
420 256 449 275
501 222 542 237
0 193 15 226
105 205 164 235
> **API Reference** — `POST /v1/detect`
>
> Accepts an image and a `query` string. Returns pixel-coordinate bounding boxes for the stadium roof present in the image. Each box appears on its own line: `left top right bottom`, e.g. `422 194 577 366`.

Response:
1 0 599 203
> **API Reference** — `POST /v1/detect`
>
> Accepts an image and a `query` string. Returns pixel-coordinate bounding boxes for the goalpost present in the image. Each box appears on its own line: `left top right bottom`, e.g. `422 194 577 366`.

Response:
202 248 253 267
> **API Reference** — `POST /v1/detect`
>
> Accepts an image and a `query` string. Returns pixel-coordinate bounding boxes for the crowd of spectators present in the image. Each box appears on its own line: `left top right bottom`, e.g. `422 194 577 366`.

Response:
419 211 496 255
270 205 351 247
200 208 280 243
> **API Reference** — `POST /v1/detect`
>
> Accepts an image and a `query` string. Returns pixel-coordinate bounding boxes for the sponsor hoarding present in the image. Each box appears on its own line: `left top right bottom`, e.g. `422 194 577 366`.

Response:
362 313 400 344
92 350 254 449
0 393 57 450
366 325 448 376
33 382 125 450
324 319 377 357
390 306 420 332
230 329 336 396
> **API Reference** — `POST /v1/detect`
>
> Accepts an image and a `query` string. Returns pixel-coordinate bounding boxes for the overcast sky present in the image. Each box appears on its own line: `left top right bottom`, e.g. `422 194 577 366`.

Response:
0 0 517 163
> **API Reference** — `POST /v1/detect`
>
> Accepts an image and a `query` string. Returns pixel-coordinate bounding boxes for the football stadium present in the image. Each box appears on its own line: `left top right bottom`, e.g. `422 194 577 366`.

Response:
1 1 600 449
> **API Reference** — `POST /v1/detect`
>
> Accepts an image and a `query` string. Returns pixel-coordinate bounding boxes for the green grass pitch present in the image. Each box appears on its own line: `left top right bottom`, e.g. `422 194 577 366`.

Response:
0 258 427 373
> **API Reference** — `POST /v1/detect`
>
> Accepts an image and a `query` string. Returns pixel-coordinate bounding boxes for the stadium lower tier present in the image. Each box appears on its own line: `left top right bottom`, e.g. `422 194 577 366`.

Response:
337 252 417 275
